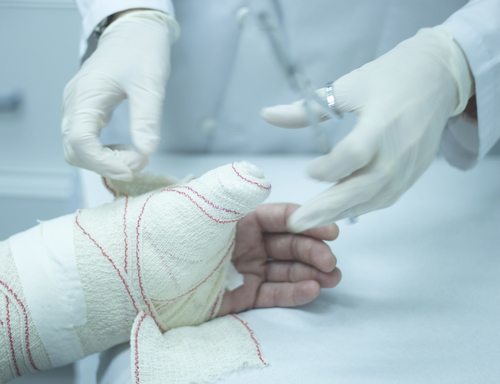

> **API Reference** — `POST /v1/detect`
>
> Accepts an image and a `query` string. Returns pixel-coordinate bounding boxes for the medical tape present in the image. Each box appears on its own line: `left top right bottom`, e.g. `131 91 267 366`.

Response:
9 214 87 367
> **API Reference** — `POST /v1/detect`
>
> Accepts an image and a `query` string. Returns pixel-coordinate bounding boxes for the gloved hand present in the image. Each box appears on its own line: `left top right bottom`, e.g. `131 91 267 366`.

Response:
62 10 179 180
262 27 474 232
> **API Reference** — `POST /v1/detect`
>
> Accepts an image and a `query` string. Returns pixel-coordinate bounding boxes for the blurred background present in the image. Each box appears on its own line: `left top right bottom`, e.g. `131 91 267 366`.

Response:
0 0 80 239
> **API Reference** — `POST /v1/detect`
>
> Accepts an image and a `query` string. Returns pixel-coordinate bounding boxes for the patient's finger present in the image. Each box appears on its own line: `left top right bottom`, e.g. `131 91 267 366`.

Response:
255 281 320 308
218 274 261 316
254 203 339 240
263 233 336 273
266 262 341 288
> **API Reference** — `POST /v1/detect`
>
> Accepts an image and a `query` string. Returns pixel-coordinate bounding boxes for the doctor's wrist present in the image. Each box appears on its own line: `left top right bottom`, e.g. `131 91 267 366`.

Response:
95 8 159 38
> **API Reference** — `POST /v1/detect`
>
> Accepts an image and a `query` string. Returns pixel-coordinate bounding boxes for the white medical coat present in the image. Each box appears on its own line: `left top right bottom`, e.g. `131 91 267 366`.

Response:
75 0 500 170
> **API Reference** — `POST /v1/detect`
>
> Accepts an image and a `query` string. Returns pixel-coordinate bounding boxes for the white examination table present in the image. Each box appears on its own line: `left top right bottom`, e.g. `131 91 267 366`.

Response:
12 155 500 384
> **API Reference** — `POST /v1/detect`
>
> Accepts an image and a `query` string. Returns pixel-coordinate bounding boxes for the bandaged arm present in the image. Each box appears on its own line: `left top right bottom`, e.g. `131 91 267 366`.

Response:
0 162 270 383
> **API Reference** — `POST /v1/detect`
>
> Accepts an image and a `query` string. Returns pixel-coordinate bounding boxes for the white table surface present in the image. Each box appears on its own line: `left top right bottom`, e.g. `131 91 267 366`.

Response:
13 155 500 384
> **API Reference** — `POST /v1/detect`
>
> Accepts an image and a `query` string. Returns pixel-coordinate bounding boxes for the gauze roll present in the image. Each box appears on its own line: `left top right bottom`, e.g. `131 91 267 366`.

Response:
0 162 271 383
131 313 268 384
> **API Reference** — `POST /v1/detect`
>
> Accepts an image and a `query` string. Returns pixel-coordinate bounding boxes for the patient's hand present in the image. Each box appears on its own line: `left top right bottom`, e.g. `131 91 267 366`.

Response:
218 203 341 316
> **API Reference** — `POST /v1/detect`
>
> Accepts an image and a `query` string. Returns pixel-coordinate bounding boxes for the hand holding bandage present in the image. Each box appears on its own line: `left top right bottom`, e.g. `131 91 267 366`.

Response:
0 162 341 384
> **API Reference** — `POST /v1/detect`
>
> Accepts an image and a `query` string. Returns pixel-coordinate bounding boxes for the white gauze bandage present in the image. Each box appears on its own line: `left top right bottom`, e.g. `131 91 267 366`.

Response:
0 162 270 383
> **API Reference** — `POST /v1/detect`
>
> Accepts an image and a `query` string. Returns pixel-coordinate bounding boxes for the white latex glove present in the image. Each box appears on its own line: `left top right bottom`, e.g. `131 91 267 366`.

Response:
262 27 473 232
62 10 179 180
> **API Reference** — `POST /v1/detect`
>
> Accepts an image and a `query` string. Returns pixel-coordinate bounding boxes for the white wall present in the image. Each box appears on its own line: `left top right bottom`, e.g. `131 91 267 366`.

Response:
0 0 80 238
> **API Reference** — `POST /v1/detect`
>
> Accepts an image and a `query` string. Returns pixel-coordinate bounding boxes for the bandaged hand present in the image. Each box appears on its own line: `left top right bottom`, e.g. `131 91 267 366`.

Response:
0 162 275 382
219 203 341 316
262 27 474 232
1 163 343 383
62 10 179 180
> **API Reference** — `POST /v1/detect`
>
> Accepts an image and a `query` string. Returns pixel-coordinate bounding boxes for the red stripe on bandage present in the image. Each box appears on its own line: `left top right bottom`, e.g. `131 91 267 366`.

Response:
133 312 148 384
175 186 241 215
0 279 39 371
123 196 129 274
75 213 139 312
134 186 238 328
230 314 267 366
162 189 241 224
5 296 21 377
231 163 271 190
164 240 234 303
102 177 119 197
135 193 160 327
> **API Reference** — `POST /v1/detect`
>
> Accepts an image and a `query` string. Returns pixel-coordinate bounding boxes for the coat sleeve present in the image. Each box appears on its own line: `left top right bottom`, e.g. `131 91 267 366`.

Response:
75 0 175 57
441 0 500 169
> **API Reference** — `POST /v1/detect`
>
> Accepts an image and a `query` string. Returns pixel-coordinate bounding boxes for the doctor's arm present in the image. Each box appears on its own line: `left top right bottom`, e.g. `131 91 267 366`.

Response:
262 0 500 233
62 0 178 180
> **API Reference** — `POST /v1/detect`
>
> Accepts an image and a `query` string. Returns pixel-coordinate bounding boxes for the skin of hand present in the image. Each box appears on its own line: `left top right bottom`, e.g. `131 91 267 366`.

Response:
261 27 474 232
218 203 341 316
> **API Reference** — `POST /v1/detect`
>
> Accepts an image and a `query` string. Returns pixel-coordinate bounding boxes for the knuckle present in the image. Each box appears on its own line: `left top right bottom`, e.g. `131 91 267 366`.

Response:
301 237 315 262
65 131 87 148
290 235 300 258
380 161 397 182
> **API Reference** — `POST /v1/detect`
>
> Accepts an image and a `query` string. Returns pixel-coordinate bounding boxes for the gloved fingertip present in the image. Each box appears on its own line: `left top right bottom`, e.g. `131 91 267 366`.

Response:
260 104 308 128
286 219 309 234
306 157 330 181
260 105 284 123
287 209 322 233
100 145 148 179
288 196 346 233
